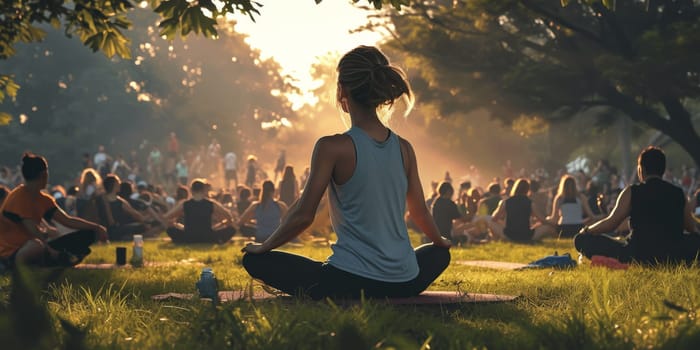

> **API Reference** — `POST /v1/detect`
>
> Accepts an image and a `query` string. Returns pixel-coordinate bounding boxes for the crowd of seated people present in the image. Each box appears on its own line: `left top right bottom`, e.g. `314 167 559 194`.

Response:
1 142 699 270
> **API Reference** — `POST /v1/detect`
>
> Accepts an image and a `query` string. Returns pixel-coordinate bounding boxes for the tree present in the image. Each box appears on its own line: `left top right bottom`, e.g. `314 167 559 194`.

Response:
380 0 700 167
0 0 408 112
0 10 296 182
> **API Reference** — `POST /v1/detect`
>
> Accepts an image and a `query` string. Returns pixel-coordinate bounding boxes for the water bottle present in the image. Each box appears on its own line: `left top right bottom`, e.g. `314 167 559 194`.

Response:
131 234 144 267
196 267 219 302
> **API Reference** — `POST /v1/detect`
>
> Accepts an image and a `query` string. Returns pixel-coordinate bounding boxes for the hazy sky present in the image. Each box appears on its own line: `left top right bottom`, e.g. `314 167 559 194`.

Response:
234 1 385 107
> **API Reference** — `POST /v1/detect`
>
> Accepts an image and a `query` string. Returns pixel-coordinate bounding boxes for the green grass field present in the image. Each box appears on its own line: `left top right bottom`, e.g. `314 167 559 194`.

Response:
1 233 699 349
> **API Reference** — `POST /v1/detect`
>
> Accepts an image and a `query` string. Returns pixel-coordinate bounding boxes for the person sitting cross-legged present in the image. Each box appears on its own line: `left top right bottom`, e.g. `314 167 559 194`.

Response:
97 174 153 241
0 153 107 269
488 178 556 242
163 179 236 244
574 147 700 265
241 46 451 300
238 180 289 243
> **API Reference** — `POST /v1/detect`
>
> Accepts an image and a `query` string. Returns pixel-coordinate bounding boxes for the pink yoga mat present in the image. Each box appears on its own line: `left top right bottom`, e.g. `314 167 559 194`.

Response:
151 290 519 304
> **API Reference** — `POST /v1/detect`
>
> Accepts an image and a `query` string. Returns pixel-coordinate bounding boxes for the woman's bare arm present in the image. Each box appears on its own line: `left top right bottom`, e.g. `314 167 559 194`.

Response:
402 138 451 247
244 136 339 253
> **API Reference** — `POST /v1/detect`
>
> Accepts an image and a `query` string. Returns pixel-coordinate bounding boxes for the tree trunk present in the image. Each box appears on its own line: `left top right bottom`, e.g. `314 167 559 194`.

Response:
662 97 700 169
662 120 700 169
602 87 700 169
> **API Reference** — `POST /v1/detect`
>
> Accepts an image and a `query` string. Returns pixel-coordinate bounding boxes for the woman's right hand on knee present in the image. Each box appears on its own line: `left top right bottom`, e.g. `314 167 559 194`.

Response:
433 236 452 249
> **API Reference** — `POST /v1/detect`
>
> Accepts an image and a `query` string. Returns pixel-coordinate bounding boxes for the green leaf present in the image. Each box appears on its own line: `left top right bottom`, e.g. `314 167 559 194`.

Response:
0 112 12 126
158 17 180 39
50 16 62 29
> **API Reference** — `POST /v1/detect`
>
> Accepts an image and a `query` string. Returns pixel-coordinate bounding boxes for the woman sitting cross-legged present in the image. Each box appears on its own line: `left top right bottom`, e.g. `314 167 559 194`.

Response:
548 175 599 238
163 179 236 244
238 180 289 243
488 178 557 242
241 46 451 300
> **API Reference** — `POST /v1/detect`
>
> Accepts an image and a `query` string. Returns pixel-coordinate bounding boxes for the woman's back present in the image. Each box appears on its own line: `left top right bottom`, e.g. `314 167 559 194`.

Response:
326 126 418 282
505 195 532 230
558 196 584 225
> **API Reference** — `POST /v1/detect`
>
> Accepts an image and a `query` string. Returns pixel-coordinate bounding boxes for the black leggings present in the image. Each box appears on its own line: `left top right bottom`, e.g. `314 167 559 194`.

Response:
166 227 236 244
574 233 700 264
47 230 97 266
242 243 450 300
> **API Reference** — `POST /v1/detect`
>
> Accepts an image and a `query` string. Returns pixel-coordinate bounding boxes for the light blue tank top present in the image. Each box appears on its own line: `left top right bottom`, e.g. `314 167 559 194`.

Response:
255 201 281 242
327 126 419 282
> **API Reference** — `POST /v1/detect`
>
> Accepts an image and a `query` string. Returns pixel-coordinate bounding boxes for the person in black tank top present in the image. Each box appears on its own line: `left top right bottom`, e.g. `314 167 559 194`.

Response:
575 147 700 264
163 179 236 244
97 175 150 241
489 179 556 242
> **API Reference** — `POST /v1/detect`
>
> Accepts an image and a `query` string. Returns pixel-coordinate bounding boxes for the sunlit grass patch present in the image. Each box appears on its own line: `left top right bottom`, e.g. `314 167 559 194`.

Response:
1 233 699 349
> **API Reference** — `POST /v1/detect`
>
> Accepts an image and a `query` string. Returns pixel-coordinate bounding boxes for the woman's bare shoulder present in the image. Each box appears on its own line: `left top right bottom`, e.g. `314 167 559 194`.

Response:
315 134 353 153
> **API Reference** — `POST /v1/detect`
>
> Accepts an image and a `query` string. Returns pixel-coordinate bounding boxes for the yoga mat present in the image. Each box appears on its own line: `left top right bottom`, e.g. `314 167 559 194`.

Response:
456 260 528 270
152 290 278 302
74 259 204 269
151 290 519 304
386 291 519 304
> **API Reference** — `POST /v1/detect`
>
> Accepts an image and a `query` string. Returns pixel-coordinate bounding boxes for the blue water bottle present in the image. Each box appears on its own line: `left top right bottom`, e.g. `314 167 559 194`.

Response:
196 267 219 302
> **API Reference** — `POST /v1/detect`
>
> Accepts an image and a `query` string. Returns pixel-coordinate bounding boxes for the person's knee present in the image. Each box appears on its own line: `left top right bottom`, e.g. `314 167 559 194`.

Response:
15 239 46 264
436 246 451 268
423 244 451 269
242 253 262 277
573 233 588 251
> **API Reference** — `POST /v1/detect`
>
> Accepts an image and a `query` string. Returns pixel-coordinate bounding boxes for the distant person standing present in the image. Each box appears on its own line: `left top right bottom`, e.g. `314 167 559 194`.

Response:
81 153 93 170
299 167 310 191
274 150 286 183
224 151 238 189
148 146 163 183
204 138 221 179
175 157 189 186
245 155 259 189
168 132 180 158
166 132 180 183
93 145 109 178
278 165 298 207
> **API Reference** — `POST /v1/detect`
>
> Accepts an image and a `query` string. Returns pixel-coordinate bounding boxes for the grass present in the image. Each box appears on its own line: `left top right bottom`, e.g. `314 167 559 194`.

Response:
1 233 699 349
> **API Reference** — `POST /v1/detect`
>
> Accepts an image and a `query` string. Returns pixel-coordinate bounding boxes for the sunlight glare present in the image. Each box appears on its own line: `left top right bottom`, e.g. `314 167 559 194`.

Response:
233 1 385 109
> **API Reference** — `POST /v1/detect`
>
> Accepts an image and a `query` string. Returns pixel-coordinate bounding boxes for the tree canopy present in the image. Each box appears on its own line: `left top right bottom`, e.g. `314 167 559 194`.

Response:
0 0 408 112
0 10 295 181
382 0 700 166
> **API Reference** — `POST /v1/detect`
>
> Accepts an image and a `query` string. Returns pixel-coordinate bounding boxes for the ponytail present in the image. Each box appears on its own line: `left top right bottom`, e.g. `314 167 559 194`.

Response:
337 46 413 112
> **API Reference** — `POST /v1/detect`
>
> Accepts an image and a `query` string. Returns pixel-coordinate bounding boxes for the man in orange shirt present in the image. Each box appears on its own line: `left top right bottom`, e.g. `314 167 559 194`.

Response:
0 153 107 268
